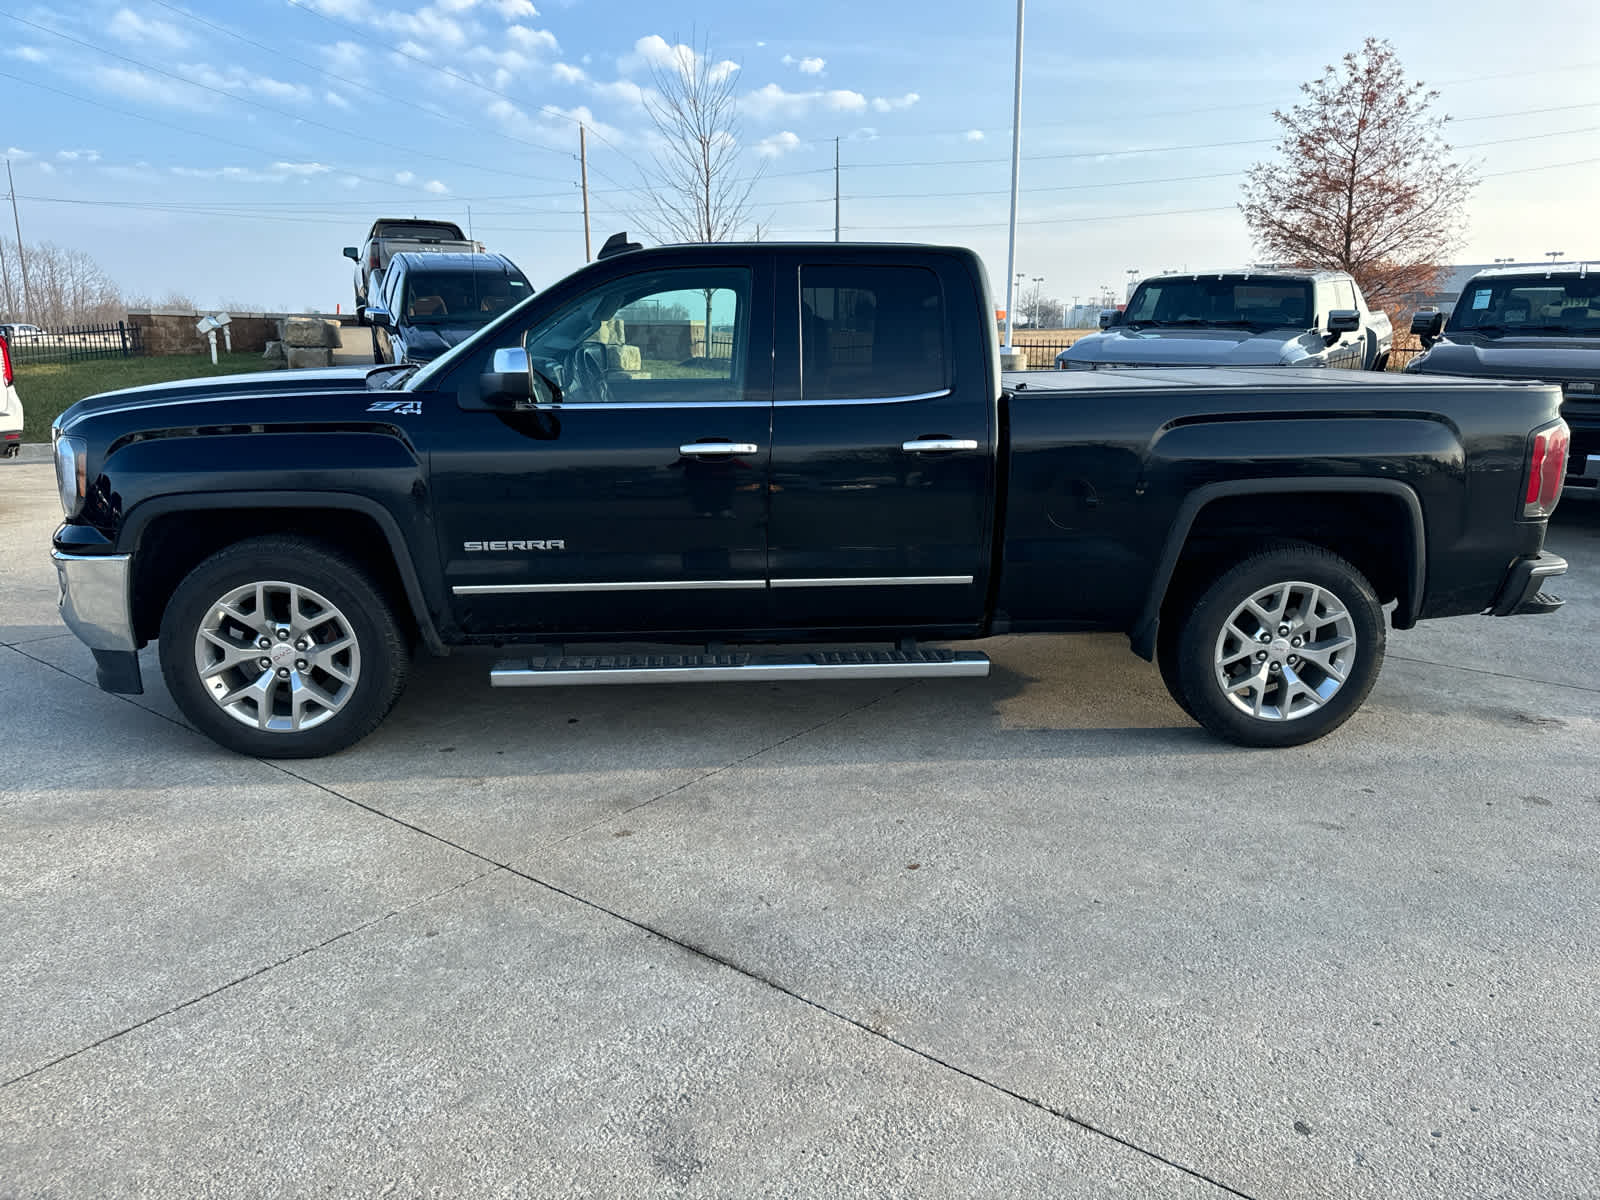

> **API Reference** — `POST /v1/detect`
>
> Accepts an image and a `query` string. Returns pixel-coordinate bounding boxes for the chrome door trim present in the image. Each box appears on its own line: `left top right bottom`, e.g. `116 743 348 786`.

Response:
769 575 974 589
776 388 953 408
492 388 953 414
901 438 979 452
453 579 766 595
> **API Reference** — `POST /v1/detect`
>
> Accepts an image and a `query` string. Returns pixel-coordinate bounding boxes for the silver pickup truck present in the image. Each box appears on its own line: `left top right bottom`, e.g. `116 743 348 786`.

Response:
1059 268 1394 372
343 218 486 324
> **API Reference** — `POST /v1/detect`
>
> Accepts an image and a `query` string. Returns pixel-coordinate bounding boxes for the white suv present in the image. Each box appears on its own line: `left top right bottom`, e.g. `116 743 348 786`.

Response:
1 334 24 457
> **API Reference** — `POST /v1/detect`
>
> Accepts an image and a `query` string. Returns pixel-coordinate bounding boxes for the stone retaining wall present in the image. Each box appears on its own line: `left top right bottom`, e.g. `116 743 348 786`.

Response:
127 310 356 357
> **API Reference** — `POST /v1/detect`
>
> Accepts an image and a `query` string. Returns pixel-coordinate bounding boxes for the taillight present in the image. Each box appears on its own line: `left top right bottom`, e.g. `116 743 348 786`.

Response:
1 335 11 386
369 251 380 270
1523 421 1570 519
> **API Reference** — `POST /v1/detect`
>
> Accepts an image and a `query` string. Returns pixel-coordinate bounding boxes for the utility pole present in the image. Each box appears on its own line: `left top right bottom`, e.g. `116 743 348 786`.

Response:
6 159 32 324
0 233 13 323
833 137 840 242
1000 0 1025 354
580 125 592 263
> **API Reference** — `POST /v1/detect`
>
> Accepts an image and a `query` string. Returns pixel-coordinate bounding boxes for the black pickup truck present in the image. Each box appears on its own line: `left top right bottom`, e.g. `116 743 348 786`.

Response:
51 239 1571 757
1407 265 1599 499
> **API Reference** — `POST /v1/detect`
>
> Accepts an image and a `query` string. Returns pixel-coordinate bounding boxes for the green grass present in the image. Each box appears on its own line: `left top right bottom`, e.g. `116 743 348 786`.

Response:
14 352 274 442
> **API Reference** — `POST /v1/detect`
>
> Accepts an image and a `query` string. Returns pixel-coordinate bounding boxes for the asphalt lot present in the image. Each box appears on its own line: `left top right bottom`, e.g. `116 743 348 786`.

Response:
2 457 1598 1198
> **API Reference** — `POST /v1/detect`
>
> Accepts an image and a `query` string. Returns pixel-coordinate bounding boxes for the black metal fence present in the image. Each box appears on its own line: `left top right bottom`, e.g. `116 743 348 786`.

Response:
4 321 144 365
1012 340 1426 372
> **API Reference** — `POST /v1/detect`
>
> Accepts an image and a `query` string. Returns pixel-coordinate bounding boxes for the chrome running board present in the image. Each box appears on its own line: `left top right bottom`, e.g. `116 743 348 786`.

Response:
489 646 991 687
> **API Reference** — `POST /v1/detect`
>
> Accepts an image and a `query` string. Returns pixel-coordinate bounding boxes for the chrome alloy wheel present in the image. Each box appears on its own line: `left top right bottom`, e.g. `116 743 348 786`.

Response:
192 580 362 732
1213 579 1357 722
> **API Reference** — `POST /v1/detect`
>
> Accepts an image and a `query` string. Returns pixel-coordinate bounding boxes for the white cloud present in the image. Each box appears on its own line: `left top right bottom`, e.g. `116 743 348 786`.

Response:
423 179 449 194
871 92 920 112
965 129 985 141
743 83 861 118
486 97 621 145
620 34 737 83
589 77 648 107
37 161 56 174
8 46 47 63
273 161 332 176
321 41 365 76
339 175 361 189
491 0 539 15
95 65 212 110
394 40 431 60
181 62 314 105
56 149 101 162
394 170 417 184
780 53 825 74
108 8 191 51
551 61 586 84
505 24 559 54
325 89 351 109
4 147 31 160
755 131 804 158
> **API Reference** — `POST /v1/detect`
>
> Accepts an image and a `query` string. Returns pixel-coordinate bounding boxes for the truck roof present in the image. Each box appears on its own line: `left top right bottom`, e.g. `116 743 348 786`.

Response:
1459 263 1597 281
388 251 523 275
367 217 468 238
1136 267 1353 284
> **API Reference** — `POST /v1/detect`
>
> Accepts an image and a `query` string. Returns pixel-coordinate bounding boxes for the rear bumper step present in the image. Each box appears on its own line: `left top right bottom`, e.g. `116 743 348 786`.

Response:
490 647 991 687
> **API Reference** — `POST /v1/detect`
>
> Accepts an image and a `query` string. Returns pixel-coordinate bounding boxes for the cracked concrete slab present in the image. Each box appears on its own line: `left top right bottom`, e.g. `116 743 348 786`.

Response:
0 871 1232 1198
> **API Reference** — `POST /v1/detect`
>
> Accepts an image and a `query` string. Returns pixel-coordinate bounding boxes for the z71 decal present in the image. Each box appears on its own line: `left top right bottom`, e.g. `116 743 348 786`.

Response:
367 399 423 415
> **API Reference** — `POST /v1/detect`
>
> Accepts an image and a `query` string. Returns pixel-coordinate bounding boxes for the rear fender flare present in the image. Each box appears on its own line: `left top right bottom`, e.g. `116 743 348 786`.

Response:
1130 476 1425 660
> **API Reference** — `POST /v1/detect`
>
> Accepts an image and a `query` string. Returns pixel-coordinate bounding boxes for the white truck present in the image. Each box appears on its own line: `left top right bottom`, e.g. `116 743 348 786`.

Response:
343 219 485 324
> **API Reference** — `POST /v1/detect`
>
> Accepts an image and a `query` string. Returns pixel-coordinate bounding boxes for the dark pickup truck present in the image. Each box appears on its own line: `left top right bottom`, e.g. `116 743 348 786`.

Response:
1408 265 1599 499
51 239 1571 758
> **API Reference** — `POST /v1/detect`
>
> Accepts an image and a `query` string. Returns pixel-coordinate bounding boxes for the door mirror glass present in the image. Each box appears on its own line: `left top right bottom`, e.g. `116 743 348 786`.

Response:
1327 309 1360 334
1098 308 1119 329
1410 309 1444 339
367 307 393 330
342 246 360 261
477 346 534 406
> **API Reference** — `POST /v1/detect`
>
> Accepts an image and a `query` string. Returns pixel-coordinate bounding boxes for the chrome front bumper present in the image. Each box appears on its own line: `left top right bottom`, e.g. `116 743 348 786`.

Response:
53 550 137 651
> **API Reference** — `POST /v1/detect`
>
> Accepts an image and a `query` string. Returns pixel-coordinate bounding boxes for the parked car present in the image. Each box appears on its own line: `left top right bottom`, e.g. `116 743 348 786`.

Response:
0 333 23 457
367 252 532 365
1407 264 1599 499
1057 269 1393 370
0 322 44 343
50 237 1567 758
342 219 485 323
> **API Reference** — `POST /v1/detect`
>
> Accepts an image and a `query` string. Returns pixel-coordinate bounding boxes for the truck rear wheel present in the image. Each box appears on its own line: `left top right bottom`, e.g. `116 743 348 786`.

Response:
158 537 411 758
1174 546 1384 748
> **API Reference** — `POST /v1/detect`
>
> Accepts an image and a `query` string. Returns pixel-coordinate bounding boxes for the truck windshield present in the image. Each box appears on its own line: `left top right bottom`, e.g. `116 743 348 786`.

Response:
1447 275 1600 336
402 270 531 324
1123 277 1314 329
375 222 466 241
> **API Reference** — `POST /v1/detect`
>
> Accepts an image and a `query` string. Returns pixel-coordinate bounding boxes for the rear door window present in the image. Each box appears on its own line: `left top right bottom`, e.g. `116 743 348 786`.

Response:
800 265 946 401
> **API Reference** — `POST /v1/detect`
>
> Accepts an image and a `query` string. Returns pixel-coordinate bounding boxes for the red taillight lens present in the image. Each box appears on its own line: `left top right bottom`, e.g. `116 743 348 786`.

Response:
1523 421 1570 518
1 335 11 387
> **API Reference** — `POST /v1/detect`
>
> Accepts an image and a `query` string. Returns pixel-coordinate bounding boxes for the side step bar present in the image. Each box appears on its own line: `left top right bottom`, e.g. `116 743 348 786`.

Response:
490 647 991 687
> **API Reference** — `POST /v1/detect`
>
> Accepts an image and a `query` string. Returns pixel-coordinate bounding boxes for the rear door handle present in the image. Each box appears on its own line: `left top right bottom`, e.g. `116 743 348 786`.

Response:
680 442 758 456
902 438 979 453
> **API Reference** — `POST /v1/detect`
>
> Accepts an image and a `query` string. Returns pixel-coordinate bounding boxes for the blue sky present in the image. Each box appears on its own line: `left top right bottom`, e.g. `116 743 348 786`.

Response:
2 0 1596 312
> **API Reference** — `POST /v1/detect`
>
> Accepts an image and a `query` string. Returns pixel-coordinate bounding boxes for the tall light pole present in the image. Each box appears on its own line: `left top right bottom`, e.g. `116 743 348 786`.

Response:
1545 250 1566 264
1031 275 1043 326
1493 256 1516 264
1000 0 1025 355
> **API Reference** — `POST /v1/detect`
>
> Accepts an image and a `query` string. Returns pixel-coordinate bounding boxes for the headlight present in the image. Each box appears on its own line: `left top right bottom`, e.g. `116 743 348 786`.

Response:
54 434 87 518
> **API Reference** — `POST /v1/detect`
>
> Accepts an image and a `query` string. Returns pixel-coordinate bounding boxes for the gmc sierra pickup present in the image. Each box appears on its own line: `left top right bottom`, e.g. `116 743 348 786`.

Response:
51 238 1570 758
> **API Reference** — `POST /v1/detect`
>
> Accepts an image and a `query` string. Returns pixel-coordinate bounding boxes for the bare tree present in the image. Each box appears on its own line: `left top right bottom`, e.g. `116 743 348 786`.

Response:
635 35 759 246
1240 38 1476 314
1 239 123 325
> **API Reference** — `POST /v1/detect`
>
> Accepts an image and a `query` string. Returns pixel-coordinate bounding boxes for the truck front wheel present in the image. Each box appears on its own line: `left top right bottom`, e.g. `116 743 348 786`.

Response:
1174 546 1384 748
158 537 411 758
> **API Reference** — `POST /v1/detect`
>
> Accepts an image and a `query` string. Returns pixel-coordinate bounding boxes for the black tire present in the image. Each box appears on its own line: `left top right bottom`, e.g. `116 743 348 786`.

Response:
1174 545 1384 748
158 536 411 758
1156 618 1197 721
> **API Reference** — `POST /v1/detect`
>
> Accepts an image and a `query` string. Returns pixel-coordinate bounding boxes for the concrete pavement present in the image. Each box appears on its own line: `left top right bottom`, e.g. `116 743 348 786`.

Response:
3 457 1597 1197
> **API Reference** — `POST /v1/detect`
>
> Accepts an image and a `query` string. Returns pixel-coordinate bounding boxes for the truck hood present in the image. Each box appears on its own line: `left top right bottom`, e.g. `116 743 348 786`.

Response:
56 365 390 430
1061 326 1306 366
1409 333 1600 383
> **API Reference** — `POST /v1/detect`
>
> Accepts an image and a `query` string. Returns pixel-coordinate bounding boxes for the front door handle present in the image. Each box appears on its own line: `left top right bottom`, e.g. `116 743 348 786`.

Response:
680 442 759 457
902 438 978 453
